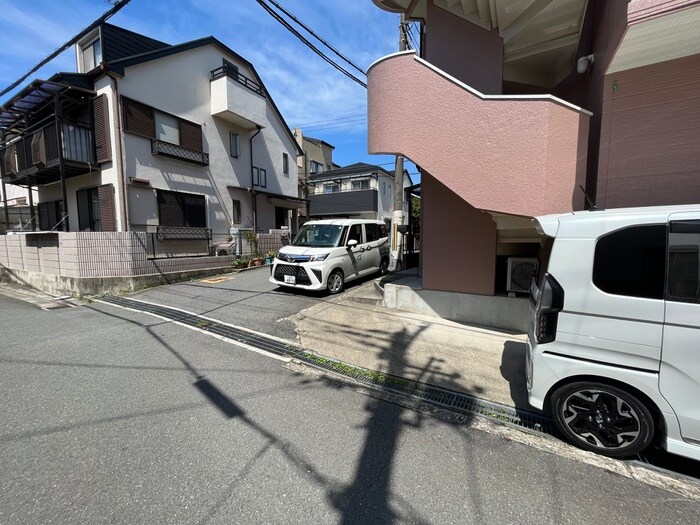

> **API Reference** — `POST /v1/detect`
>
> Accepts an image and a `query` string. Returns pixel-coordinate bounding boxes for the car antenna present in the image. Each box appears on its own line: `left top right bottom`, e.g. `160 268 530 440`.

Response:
579 185 604 211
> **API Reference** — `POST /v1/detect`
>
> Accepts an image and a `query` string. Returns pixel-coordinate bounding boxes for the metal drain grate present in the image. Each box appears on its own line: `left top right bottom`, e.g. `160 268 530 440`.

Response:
99 295 558 436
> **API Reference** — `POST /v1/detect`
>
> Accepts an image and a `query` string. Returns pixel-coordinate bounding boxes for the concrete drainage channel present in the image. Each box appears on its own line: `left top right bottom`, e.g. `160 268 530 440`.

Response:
98 294 699 489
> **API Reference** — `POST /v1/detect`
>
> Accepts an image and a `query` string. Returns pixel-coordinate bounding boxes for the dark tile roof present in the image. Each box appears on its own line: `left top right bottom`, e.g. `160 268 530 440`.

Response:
101 23 170 63
304 136 335 150
308 162 394 181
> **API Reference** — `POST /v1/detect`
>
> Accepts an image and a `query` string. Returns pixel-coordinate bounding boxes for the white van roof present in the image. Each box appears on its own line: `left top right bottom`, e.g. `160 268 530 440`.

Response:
535 204 700 238
304 219 384 226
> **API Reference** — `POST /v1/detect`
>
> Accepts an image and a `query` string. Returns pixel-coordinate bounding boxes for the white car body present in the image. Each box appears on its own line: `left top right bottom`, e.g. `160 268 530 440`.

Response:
528 204 700 460
269 219 389 292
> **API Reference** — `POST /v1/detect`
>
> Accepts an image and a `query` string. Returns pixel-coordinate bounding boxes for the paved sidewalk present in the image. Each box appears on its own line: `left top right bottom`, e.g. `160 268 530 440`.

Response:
287 277 529 409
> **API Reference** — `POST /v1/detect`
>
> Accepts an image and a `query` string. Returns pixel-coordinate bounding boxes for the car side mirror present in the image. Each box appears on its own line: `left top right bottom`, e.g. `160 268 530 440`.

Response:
347 239 358 248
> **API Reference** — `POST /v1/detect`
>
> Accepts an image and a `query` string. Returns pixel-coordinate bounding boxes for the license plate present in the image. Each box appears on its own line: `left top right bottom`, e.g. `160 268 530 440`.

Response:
284 275 296 284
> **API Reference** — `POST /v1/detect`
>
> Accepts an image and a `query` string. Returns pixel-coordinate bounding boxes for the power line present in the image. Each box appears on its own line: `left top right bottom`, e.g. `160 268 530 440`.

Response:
263 0 366 76
292 112 366 128
0 0 132 98
256 0 367 88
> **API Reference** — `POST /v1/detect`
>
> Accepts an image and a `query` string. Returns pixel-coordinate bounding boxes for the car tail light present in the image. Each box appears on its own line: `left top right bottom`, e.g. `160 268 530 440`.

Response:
535 273 564 344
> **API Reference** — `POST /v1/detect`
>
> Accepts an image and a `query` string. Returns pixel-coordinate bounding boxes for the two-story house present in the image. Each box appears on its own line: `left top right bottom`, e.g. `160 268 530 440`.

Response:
368 0 700 330
308 162 412 226
0 23 303 243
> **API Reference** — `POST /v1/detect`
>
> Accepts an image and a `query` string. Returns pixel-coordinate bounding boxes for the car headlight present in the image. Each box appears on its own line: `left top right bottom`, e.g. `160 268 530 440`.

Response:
308 253 328 262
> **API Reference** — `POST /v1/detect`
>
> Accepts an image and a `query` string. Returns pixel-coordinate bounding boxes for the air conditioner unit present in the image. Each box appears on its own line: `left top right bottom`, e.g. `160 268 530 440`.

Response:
507 257 539 293
2 145 18 178
31 129 47 168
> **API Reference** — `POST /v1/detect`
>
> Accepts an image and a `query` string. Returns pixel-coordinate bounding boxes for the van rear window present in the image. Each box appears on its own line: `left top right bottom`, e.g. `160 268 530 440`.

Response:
593 225 666 300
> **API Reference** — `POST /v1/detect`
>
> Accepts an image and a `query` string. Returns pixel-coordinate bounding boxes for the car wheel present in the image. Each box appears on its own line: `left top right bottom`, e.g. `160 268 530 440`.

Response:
379 258 389 275
327 269 344 295
551 382 655 458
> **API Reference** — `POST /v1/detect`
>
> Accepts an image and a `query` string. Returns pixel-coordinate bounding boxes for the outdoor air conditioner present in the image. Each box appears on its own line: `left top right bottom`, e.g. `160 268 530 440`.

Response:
2 145 18 178
506 257 539 294
31 129 47 168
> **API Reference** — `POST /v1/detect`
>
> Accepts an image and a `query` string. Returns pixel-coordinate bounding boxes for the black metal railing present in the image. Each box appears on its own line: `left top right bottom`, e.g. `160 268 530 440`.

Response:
155 225 212 241
151 139 209 166
210 64 265 97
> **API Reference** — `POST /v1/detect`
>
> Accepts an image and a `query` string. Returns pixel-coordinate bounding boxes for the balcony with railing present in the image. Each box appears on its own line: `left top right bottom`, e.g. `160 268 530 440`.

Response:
1 121 95 185
309 189 378 217
210 64 267 129
367 51 591 217
151 139 209 166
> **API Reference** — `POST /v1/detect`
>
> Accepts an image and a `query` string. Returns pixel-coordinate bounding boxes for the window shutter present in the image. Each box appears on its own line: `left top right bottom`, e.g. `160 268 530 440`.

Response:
98 184 116 231
179 120 202 151
122 97 155 138
92 94 112 163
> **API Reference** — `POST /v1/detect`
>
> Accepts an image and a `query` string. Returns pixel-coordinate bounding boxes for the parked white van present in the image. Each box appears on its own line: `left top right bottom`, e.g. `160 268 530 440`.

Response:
270 219 390 294
528 204 700 460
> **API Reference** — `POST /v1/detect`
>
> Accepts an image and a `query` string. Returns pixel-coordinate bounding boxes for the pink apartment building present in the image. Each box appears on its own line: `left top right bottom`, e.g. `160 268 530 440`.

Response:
369 0 700 325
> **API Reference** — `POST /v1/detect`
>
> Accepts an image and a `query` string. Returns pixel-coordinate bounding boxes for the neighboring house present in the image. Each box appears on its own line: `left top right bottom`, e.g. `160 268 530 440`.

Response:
292 128 335 225
0 23 303 242
308 162 412 224
0 184 36 233
368 1 700 311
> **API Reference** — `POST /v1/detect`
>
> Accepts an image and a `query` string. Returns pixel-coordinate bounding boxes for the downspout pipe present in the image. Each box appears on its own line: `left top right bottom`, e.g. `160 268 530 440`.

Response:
249 126 262 232
104 67 129 231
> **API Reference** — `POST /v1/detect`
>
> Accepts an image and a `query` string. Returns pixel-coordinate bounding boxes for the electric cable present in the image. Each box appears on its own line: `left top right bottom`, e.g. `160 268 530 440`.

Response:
256 0 367 88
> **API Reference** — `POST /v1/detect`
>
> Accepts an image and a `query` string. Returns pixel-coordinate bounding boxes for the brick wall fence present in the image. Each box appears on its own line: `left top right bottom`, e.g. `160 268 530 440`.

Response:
0 231 244 296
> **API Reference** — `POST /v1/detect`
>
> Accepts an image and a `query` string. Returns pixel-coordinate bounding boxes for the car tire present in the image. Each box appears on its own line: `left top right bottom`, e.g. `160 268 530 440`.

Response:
327 269 344 295
551 381 655 458
379 258 389 275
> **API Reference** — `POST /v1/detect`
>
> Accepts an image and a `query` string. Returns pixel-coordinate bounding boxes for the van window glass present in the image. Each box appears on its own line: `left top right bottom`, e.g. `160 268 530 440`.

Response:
365 223 379 242
347 224 363 244
593 225 666 299
668 221 700 303
537 237 554 288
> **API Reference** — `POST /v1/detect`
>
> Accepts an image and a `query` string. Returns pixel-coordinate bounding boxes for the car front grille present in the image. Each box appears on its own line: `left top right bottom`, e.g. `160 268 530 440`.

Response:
274 264 312 285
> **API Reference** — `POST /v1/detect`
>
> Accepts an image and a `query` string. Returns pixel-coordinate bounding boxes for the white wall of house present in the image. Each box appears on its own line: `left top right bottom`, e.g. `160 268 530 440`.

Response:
99 44 298 240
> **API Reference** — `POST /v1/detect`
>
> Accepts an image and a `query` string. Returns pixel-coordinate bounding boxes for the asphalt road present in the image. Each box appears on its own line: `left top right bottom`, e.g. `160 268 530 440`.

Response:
2 291 700 524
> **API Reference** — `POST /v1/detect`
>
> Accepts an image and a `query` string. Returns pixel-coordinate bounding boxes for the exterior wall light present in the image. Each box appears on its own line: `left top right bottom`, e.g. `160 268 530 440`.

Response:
577 54 595 74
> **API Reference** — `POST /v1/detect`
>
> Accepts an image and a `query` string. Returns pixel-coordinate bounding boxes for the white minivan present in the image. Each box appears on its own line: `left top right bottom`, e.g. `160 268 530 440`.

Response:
528 204 700 460
269 219 390 294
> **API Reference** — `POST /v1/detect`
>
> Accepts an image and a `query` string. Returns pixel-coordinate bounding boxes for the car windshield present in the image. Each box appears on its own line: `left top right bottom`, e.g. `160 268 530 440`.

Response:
292 224 344 248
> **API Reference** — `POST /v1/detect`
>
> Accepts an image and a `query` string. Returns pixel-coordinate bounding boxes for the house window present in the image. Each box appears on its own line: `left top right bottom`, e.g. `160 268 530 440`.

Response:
38 200 64 231
351 180 369 191
82 38 102 72
232 199 242 224
76 184 116 232
155 112 180 145
283 153 289 175
157 189 206 228
310 161 323 174
230 133 240 157
324 183 340 194
253 167 267 188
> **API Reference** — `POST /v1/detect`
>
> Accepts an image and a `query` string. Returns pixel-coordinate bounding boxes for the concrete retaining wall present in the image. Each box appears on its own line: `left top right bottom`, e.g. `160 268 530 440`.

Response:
384 279 528 333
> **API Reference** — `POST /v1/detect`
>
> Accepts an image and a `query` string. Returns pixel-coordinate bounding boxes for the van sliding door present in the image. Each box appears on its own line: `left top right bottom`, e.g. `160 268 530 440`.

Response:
661 216 700 444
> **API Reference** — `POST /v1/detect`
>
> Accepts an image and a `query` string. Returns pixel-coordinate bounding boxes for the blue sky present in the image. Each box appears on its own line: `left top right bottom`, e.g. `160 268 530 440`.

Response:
0 0 418 180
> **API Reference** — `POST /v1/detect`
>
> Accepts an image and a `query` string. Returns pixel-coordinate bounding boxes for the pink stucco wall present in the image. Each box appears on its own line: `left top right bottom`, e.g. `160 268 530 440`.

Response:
424 2 503 94
367 52 590 217
597 53 700 208
421 173 497 295
628 0 698 22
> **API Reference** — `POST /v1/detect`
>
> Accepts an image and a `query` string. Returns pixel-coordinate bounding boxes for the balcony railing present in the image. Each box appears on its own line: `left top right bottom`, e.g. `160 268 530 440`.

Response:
1 121 95 183
210 64 265 97
309 189 378 216
151 139 209 166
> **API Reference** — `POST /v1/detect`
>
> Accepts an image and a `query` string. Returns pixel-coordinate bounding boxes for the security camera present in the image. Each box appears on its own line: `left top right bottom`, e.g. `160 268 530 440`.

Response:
577 54 594 74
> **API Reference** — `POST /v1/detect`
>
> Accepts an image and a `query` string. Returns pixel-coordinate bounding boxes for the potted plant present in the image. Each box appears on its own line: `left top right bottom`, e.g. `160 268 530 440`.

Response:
265 250 276 265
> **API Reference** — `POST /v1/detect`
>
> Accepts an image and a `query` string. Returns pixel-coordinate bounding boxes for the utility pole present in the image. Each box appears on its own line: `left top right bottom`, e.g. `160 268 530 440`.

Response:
390 13 409 271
